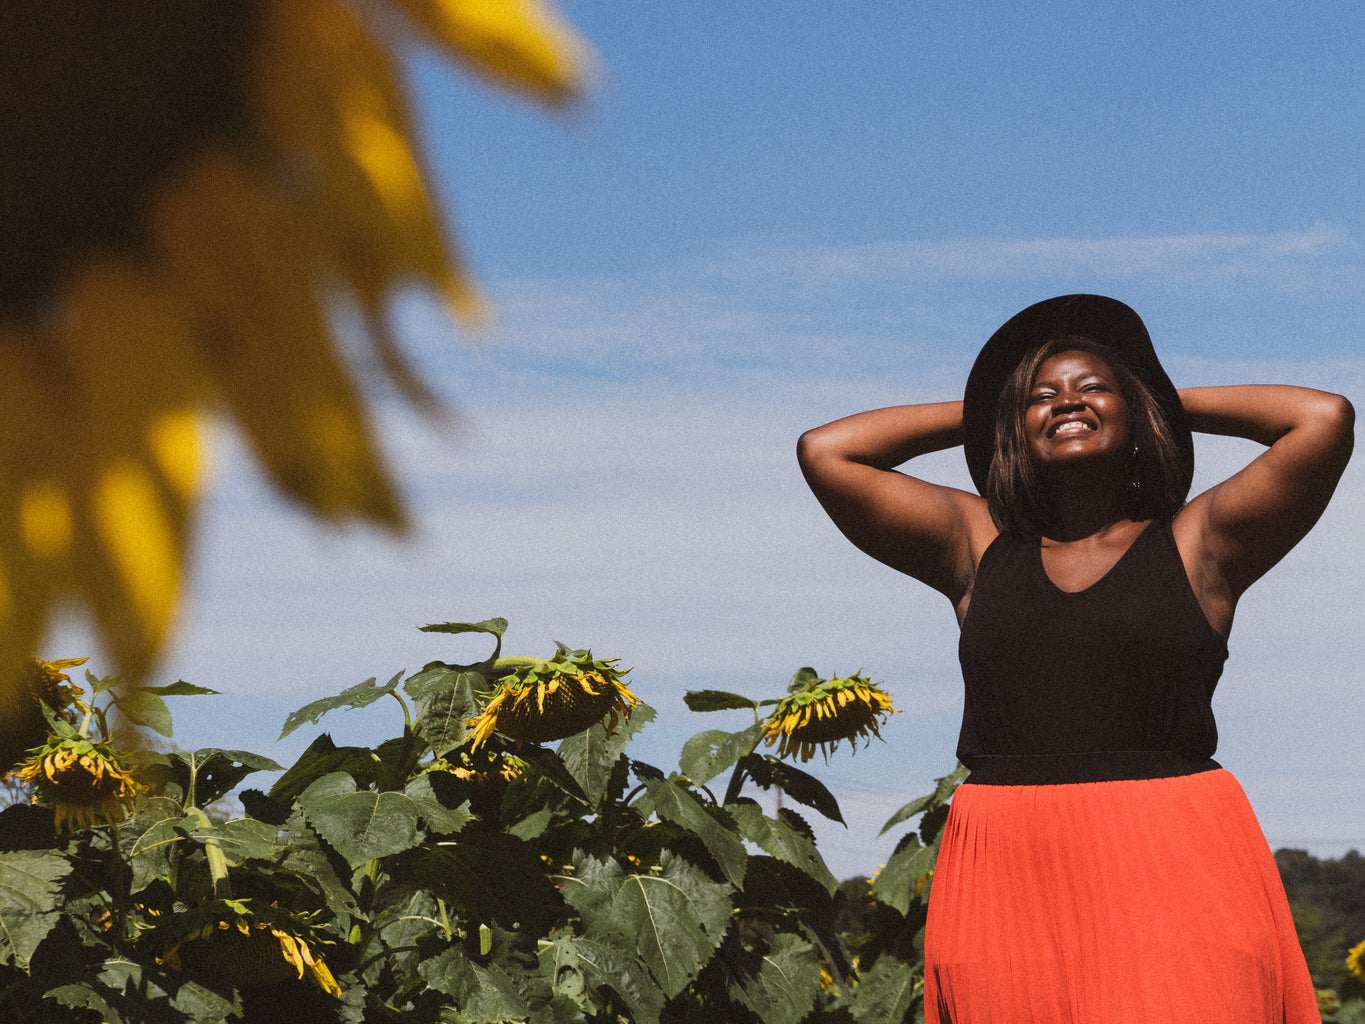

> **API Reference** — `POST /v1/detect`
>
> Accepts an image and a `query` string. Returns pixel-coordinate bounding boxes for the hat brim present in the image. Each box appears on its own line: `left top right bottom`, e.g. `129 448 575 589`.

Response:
962 294 1193 499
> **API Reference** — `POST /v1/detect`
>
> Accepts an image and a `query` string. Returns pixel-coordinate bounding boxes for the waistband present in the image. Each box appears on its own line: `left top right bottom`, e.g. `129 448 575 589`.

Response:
962 751 1221 786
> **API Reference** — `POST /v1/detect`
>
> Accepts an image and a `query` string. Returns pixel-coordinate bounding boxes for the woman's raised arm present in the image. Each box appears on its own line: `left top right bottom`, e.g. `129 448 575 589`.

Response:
797 401 994 607
1175 385 1354 620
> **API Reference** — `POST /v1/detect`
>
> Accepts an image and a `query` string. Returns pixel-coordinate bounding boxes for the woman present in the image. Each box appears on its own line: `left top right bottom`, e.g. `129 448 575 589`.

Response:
797 294 1354 1023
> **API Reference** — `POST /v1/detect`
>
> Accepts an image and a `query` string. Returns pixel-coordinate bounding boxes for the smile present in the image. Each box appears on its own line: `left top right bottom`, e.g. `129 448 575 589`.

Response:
1047 419 1097 438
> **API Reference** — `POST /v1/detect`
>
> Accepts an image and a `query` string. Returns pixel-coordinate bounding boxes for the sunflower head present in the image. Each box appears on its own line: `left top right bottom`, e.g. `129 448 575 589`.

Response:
430 747 524 816
13 733 142 833
761 671 897 763
156 900 341 996
1348 937 1365 980
1 656 89 770
467 646 642 748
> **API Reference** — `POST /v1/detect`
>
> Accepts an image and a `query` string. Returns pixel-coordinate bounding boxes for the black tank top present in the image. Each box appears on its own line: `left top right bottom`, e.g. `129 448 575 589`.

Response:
956 519 1228 784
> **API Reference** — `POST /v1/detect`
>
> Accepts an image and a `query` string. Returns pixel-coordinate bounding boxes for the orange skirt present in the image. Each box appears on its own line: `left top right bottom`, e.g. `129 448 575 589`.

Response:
924 769 1318 1024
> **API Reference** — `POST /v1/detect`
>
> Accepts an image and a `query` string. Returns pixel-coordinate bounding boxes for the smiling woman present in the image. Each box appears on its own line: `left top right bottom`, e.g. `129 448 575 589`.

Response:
797 293 1354 1023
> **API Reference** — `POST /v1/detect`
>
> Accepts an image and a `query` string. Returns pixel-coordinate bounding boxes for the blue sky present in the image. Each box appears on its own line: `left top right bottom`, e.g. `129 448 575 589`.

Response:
53 0 1364 878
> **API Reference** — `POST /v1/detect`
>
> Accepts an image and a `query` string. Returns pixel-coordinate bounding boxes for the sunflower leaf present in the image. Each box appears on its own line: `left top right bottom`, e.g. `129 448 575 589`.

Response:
679 723 764 787
142 680 220 697
683 689 759 713
842 949 921 1022
737 754 845 824
278 671 405 740
726 932 823 1024
878 762 967 835
108 686 173 737
559 704 655 808
267 733 380 803
871 834 940 916
299 772 423 869
727 800 837 895
636 776 747 889
0 849 72 968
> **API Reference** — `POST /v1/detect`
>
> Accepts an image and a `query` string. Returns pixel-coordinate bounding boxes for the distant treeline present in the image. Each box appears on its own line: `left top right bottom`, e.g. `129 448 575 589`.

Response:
1276 848 1365 997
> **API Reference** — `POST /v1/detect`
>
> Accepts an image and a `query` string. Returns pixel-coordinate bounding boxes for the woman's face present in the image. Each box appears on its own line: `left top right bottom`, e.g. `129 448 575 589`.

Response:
1023 349 1131 471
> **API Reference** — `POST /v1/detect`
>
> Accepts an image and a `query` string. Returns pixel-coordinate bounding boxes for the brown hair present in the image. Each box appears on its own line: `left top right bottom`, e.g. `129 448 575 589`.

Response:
985 336 1187 537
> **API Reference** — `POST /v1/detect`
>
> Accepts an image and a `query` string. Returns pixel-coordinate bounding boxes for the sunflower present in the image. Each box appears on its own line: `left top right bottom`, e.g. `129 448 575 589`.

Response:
761 672 898 763
0 2 590 701
467 648 642 747
158 902 342 997
433 746 525 816
0 656 89 771
13 734 142 834
1348 937 1365 980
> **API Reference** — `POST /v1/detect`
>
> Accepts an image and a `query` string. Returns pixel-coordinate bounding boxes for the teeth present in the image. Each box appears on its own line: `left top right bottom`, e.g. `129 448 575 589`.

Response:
1051 421 1093 437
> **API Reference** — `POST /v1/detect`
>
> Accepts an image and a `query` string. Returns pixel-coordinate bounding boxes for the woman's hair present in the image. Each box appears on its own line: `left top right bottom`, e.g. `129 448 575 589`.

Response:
986 335 1187 537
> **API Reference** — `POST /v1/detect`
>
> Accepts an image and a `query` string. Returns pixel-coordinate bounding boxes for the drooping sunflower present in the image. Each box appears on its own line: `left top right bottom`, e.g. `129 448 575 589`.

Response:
761 672 898 763
467 647 642 747
0 2 590 704
157 901 342 997
13 733 142 834
432 746 525 816
0 656 88 771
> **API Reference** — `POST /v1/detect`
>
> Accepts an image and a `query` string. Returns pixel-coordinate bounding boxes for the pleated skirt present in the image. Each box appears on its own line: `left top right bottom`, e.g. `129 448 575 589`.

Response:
924 769 1318 1024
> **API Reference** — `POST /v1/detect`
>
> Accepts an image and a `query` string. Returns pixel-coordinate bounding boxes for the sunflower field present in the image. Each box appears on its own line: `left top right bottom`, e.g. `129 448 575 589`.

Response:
0 618 964 1024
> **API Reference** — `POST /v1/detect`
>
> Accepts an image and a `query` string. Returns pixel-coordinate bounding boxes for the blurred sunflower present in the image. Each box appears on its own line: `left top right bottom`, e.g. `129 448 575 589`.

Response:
0 656 88 771
761 672 897 763
1348 937 1365 980
468 647 642 747
157 901 342 996
0 2 589 714
13 733 142 834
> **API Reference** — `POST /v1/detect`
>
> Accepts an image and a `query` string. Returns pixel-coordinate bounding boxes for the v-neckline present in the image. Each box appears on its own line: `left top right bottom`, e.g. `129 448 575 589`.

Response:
1037 519 1157 596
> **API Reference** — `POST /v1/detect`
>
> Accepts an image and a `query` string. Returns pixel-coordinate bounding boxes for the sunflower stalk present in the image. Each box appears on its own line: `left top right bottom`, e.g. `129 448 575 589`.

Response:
186 805 231 899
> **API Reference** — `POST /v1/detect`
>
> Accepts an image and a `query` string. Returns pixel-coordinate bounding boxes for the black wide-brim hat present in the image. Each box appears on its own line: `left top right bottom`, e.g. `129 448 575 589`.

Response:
962 294 1194 499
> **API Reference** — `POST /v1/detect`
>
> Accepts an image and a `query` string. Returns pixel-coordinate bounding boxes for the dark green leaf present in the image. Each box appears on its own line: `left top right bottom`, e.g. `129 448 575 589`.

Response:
879 763 967 835
404 771 471 834
0 850 71 967
174 748 283 807
267 733 380 803
610 852 731 999
683 689 760 713
278 671 405 740
569 934 665 1024
786 667 822 693
419 616 508 638
637 777 747 889
845 952 920 1023
727 801 838 895
559 704 655 808
679 724 764 787
871 834 940 916
560 851 625 923
299 772 423 869
738 754 845 824
126 796 190 892
108 687 173 737
420 947 533 1020
408 668 482 756
142 680 221 697
279 809 359 915
398 835 563 935
517 745 589 805
43 983 125 1024
727 932 822 1024
186 816 282 867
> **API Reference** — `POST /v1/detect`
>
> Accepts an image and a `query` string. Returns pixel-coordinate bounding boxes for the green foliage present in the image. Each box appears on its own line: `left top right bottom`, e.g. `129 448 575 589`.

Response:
0 621 963 1023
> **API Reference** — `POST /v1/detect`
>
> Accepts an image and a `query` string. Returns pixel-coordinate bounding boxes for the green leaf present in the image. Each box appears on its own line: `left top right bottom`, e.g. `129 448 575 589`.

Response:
396 835 563 935
108 687 173 737
404 772 472 834
610 852 731 999
845 952 921 1023
420 947 534 1020
173 748 283 807
679 723 764 787
186 816 282 867
278 810 360 915
299 772 423 869
682 689 761 713
142 680 221 697
559 704 655 808
786 666 822 693
407 668 481 756
278 671 405 740
569 933 665 1024
871 834 940 917
43 983 125 1024
880 763 967 835
738 754 845 824
0 850 71 967
727 932 822 1024
418 617 508 664
126 796 190 892
637 777 747 889
727 800 838 895
267 733 380 803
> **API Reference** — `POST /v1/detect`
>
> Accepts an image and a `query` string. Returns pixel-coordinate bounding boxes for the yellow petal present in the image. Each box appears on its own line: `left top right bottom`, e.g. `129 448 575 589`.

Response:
392 0 589 108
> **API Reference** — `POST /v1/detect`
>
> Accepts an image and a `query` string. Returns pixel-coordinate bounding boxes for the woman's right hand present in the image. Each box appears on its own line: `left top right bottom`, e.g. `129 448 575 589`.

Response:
797 401 995 613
